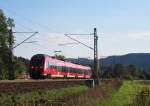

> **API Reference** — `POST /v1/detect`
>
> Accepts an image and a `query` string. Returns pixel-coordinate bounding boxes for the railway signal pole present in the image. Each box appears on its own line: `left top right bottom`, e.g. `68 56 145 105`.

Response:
64 28 100 86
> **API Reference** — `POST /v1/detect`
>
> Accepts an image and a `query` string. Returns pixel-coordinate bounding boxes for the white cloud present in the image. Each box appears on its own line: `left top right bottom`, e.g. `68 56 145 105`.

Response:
128 32 150 40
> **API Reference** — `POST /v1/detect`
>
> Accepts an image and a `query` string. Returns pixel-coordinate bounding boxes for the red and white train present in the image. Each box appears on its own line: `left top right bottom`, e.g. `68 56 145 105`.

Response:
29 54 92 79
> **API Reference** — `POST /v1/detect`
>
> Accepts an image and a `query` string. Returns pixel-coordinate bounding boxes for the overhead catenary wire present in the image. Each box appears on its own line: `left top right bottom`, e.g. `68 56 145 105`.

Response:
1 5 97 59
1 6 96 48
9 16 36 32
1 6 96 37
64 34 94 50
13 32 38 49
1 6 59 33
58 42 79 46
65 33 94 36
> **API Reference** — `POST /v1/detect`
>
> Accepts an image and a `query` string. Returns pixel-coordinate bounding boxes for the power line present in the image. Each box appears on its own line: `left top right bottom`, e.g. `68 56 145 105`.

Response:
14 23 36 32
13 32 38 34
1 6 59 33
64 34 94 50
13 32 38 49
23 41 38 43
65 33 94 36
58 42 79 46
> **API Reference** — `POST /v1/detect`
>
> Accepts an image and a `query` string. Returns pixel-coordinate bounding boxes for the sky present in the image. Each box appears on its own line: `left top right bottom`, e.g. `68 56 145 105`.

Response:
1 0 150 59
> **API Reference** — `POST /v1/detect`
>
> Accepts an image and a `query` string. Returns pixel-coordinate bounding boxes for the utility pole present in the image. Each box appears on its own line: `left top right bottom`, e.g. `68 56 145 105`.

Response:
8 27 14 80
64 28 100 85
8 31 38 80
93 28 100 85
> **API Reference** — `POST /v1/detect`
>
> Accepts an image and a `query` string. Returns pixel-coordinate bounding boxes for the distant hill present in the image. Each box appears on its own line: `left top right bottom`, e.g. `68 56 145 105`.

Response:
100 53 150 70
68 53 150 70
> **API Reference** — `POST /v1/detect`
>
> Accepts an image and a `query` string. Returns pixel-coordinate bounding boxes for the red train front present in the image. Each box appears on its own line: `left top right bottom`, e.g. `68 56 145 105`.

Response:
29 54 92 79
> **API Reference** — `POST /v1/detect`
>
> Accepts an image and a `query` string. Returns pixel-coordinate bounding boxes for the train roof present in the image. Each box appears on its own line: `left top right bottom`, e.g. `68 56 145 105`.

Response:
31 54 91 70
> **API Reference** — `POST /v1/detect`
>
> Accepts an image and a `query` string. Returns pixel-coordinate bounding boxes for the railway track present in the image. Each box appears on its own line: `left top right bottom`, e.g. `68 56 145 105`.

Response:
0 79 94 94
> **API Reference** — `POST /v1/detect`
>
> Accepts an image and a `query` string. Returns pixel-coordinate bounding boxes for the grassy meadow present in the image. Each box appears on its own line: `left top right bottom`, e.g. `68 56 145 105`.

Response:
96 80 150 106
0 85 88 106
0 80 149 106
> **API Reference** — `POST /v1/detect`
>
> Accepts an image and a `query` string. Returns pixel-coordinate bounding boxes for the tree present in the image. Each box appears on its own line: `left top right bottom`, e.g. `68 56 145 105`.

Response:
102 65 113 79
144 70 150 80
0 9 9 79
0 9 15 79
127 64 139 79
14 58 27 79
55 54 66 61
113 64 125 79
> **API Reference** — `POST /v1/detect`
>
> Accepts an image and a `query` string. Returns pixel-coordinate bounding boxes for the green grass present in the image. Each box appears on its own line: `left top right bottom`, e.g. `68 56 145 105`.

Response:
0 80 149 106
0 85 88 106
96 80 150 106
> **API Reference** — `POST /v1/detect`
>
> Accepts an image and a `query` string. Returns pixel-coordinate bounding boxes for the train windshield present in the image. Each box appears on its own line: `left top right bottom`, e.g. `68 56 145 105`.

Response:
30 56 44 66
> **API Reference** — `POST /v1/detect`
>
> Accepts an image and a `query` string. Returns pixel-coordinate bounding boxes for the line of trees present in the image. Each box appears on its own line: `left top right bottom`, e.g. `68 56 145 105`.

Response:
101 64 150 80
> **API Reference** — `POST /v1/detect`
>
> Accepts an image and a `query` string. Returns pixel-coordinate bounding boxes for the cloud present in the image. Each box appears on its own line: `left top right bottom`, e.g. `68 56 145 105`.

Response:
37 33 72 45
128 32 150 40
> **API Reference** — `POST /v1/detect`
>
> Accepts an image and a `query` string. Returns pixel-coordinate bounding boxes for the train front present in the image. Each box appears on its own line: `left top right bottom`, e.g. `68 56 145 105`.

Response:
29 54 45 79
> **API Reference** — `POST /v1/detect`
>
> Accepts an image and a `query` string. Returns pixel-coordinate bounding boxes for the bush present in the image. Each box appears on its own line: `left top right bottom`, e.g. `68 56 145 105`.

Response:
127 87 150 106
124 74 133 80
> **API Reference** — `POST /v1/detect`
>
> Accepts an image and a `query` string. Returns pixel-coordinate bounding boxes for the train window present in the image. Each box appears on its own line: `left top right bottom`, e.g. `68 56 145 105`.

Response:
87 70 90 74
84 70 87 74
78 69 80 73
74 69 76 73
69 67 71 72
63 67 65 72
75 69 77 73
80 69 83 74
78 69 80 74
66 67 69 72
87 70 89 74
47 62 49 68
72 68 74 73
63 66 66 72
58 66 61 71
56 66 59 70
73 68 76 73
31 58 43 66
73 69 75 73
62 66 64 72
55 66 57 69
70 68 72 73
81 70 84 74
77 69 79 73
59 66 61 71
89 70 91 74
